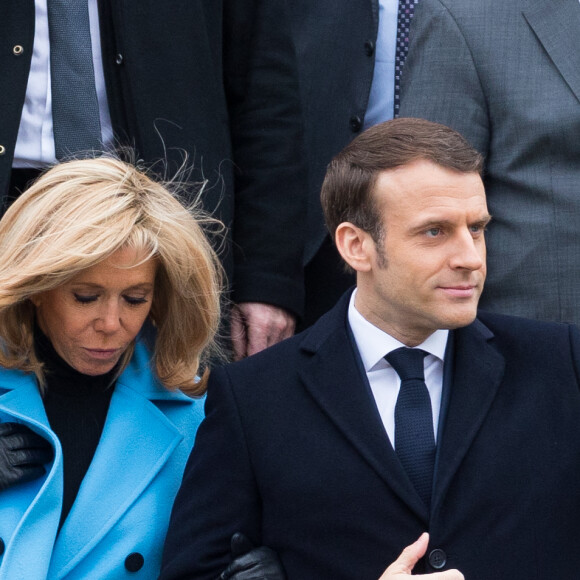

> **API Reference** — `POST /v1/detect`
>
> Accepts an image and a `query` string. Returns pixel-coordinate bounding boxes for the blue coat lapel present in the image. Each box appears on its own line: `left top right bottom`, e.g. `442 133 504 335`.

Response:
298 293 429 522
49 343 192 578
0 371 62 580
431 318 504 514
0 343 194 580
523 0 580 104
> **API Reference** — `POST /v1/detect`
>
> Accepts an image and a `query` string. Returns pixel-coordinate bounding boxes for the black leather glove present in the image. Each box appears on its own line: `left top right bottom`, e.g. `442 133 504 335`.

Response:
0 422 53 491
218 533 286 580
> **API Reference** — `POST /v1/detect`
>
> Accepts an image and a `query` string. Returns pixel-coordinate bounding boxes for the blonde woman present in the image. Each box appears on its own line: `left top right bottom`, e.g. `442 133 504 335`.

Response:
0 157 277 579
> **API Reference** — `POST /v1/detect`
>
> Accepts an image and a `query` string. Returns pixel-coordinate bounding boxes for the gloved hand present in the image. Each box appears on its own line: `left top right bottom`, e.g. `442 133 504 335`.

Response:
0 422 53 491
218 533 286 580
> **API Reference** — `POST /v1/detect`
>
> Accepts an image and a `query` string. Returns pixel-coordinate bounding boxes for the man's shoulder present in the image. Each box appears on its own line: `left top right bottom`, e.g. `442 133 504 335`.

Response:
214 297 351 383
474 310 578 344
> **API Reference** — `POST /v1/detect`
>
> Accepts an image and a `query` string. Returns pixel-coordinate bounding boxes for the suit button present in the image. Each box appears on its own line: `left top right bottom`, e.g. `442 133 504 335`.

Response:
429 548 447 569
364 40 375 56
0 146 5 155
116 53 124 65
350 115 362 132
124 552 144 572
13 45 24 56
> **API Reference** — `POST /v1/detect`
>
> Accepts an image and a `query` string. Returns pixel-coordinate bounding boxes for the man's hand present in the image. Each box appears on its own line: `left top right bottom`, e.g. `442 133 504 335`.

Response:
231 302 295 360
378 533 464 580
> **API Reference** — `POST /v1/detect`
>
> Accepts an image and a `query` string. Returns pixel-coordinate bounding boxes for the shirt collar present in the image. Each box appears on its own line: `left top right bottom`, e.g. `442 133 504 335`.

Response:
347 289 449 372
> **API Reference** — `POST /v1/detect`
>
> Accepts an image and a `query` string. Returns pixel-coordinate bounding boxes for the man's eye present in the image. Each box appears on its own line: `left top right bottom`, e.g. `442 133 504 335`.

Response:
74 293 98 304
426 228 441 237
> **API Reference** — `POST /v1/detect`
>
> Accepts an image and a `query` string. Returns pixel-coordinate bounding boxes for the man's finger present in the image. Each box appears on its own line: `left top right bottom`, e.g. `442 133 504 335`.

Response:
245 316 269 358
379 533 429 577
230 306 248 361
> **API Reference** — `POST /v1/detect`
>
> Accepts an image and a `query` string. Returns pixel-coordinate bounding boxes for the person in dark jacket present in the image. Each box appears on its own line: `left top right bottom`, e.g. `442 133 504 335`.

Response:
3 0 306 358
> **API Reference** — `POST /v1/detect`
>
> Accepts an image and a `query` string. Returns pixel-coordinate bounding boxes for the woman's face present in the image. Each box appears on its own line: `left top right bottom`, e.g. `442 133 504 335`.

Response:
31 247 157 376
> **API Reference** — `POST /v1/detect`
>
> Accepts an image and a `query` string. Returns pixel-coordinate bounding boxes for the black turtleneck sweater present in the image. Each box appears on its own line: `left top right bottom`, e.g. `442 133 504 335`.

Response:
35 329 116 530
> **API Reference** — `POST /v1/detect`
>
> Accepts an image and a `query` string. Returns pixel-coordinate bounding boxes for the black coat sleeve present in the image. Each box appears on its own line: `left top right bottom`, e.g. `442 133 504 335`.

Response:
223 0 308 317
160 366 262 580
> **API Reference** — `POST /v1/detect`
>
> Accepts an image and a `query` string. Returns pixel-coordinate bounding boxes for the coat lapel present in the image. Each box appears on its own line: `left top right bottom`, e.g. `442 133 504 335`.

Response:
523 0 580 103
298 294 429 521
49 345 190 578
431 319 504 513
0 371 63 580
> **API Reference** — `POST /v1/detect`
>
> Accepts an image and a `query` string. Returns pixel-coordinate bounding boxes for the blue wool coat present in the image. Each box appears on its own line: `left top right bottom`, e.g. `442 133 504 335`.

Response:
0 342 203 579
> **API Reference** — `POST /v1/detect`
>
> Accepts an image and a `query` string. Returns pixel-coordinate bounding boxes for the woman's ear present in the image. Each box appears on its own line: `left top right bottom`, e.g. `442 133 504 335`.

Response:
334 222 374 273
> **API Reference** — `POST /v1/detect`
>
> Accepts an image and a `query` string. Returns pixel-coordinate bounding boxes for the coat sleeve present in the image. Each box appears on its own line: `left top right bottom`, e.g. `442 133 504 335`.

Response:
399 0 490 157
159 366 262 580
223 0 307 317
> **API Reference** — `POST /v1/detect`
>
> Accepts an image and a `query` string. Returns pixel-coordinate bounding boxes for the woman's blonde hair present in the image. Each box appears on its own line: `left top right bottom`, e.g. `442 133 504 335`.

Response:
0 156 223 395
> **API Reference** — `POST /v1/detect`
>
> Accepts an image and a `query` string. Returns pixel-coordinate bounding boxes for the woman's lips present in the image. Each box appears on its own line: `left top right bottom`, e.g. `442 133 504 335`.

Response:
84 348 121 360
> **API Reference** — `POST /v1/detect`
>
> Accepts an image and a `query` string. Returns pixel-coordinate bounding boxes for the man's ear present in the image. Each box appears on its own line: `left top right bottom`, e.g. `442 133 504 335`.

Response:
335 222 373 272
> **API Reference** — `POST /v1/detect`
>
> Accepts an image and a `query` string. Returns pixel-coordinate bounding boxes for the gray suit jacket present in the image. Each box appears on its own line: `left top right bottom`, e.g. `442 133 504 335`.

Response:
400 0 580 323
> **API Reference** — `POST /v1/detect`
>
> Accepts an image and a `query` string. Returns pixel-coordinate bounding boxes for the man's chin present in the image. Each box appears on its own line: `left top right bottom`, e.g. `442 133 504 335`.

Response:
440 307 479 330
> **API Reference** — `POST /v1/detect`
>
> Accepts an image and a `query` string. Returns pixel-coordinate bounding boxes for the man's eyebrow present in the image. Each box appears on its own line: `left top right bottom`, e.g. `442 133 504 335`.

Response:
410 214 492 232
409 218 455 232
471 214 493 226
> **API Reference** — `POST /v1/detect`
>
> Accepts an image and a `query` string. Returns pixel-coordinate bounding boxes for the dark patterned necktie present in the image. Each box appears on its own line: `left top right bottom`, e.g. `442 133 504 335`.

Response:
394 0 420 117
47 0 102 159
386 347 435 508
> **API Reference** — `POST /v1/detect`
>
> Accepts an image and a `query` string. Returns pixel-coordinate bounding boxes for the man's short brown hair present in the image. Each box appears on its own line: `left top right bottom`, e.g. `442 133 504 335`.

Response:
321 117 484 243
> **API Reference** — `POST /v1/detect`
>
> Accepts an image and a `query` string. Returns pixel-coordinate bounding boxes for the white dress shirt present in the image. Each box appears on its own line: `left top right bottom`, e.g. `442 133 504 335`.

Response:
347 289 448 447
13 0 113 168
363 0 399 129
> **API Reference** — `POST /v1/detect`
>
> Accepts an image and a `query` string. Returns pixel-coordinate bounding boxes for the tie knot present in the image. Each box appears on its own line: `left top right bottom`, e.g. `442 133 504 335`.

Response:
385 347 427 381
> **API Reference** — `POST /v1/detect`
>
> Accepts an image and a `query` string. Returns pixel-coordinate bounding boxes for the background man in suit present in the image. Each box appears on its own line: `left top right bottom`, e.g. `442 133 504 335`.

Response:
2 0 306 357
400 0 580 324
160 118 580 579
289 0 421 328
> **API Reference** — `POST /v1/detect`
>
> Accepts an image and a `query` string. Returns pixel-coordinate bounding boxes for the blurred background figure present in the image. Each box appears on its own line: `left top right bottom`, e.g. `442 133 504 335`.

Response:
0 157 277 579
3 0 306 358
289 0 421 328
401 0 580 323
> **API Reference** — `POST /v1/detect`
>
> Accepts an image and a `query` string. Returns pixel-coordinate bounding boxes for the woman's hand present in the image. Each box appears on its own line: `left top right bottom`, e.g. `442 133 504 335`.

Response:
218 533 286 580
0 422 53 491
379 533 464 580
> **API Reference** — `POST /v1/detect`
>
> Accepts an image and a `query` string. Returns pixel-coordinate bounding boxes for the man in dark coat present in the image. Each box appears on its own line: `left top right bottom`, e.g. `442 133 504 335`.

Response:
161 119 580 579
2 0 306 356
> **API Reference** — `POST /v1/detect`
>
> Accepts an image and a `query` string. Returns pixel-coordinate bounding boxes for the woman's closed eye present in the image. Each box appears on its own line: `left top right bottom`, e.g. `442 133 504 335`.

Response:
74 293 98 304
123 295 149 306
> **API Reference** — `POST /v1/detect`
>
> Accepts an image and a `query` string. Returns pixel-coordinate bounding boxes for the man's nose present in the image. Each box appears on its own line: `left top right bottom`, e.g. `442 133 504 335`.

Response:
450 230 485 271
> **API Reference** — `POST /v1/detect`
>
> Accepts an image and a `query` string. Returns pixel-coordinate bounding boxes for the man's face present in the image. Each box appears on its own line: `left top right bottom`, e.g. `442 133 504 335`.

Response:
354 159 490 346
